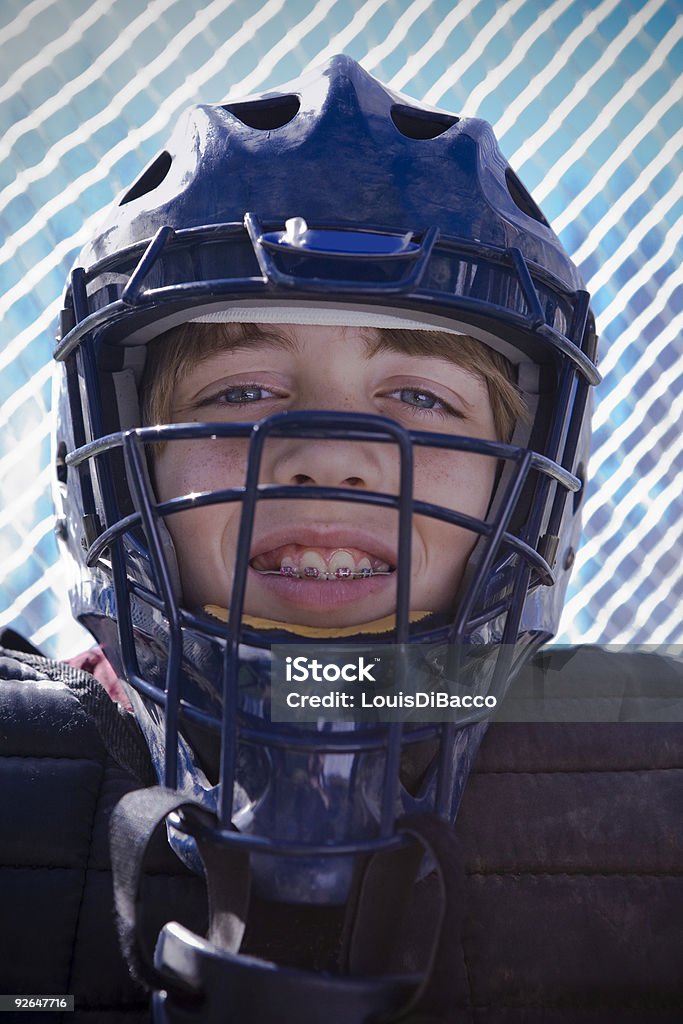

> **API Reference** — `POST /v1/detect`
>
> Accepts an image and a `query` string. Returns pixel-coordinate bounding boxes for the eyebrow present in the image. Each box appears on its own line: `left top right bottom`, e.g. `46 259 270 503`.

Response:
210 322 301 353
226 321 478 387
225 323 456 360
195 322 485 390
227 323 385 352
366 329 462 362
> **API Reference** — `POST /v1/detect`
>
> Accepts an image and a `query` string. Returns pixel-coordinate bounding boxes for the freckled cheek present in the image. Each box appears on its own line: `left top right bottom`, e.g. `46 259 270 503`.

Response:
413 452 495 517
410 452 497 609
152 441 250 592
154 440 249 500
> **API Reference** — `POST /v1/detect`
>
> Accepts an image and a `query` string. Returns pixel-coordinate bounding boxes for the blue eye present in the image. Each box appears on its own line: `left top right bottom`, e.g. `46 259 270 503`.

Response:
219 385 266 404
399 388 438 409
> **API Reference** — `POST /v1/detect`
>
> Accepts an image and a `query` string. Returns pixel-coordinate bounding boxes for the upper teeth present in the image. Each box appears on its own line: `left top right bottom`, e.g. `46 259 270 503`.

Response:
270 548 390 580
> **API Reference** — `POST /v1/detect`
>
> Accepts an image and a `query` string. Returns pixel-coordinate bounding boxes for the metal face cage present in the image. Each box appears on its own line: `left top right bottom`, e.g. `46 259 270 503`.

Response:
54 212 597 898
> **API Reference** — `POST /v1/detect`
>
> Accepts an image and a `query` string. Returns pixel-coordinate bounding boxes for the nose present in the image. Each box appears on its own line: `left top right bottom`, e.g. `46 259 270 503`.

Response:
264 435 393 491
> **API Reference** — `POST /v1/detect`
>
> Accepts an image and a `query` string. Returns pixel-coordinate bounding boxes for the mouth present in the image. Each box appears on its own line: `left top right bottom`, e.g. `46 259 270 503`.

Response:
250 544 395 581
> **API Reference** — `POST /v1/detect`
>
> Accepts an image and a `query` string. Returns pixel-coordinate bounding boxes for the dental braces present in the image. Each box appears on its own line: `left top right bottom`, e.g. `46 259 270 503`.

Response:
260 565 393 580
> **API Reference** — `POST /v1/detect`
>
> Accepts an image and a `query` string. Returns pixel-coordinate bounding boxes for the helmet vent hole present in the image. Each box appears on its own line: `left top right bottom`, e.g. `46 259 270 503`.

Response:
223 94 300 130
120 151 172 206
505 168 549 227
390 103 458 140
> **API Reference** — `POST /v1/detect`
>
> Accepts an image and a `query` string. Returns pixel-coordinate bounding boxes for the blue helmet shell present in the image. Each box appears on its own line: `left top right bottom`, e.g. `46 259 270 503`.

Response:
84 55 576 285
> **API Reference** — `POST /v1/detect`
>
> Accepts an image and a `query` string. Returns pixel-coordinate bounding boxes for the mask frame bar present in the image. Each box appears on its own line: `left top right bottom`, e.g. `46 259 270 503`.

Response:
64 412 580 849
55 216 601 391
55 212 596 862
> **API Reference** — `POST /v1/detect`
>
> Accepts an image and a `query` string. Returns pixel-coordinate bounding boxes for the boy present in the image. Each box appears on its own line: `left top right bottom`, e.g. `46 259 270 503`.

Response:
1 56 681 1023
145 320 524 630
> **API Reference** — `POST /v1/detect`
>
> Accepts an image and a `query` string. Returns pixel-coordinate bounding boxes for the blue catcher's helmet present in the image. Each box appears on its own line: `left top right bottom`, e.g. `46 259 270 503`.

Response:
53 56 598 915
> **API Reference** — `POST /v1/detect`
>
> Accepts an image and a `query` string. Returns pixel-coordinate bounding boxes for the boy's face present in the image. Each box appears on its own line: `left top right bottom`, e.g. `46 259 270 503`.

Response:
154 324 499 628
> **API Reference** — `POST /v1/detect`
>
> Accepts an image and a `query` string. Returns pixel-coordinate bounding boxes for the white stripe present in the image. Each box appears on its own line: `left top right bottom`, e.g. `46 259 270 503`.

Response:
590 208 683 325
0 300 60 378
564 533 680 645
598 260 683 377
218 0 340 101
0 0 183 165
0 362 50 433
645 582 683 644
574 430 682 593
0 419 51 478
0 0 115 107
568 391 683 602
29 616 66 650
577 393 683 573
535 16 683 204
0 467 52 532
191 305 465 332
581 331 683 523
629 516 683 636
591 269 683 423
1 0 348 315
593 466 683 614
0 0 333 226
490 0 623 141
572 136 683 270
0 517 55 581
422 0 530 108
571 470 683 643
361 0 436 72
630 574 683 646
552 75 683 237
0 211 99 327
464 0 578 116
386 1 482 93
0 562 65 630
0 0 57 46
306 0 397 67
0 0 242 250
0 0 313 312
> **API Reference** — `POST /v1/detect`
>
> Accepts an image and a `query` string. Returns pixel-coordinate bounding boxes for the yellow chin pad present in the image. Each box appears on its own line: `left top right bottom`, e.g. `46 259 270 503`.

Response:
204 605 431 639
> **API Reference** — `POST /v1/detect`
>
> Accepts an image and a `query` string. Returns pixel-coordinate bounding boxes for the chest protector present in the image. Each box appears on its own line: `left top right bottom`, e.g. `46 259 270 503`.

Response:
1 645 682 1023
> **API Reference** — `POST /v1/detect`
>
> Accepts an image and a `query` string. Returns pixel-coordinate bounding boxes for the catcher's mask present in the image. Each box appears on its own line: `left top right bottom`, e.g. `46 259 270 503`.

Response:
53 56 598 916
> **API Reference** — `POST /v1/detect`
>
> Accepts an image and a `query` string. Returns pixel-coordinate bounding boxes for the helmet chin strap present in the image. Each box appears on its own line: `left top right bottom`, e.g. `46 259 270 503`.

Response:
204 605 433 639
110 787 469 1023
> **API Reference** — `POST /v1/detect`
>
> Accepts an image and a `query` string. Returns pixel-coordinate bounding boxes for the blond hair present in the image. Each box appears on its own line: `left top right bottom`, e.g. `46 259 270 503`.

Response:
141 322 527 442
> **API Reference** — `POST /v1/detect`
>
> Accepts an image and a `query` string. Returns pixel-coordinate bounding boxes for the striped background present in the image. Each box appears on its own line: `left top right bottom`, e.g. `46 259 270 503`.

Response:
0 0 681 657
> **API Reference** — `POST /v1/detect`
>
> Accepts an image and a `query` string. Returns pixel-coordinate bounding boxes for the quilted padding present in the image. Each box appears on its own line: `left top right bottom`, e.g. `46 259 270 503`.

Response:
0 654 205 1024
0 646 681 1023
